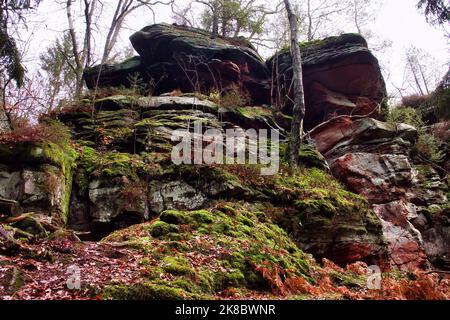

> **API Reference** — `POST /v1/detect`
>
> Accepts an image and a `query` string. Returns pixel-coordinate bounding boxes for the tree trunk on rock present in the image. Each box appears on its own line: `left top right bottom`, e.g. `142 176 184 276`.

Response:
284 0 306 166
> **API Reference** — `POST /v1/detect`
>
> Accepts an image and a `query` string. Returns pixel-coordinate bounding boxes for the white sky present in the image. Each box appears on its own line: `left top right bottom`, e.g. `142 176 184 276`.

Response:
20 0 449 100
372 0 449 97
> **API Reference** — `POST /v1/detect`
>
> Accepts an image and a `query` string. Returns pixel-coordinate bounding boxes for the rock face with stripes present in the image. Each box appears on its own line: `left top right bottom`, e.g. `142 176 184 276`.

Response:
311 117 449 271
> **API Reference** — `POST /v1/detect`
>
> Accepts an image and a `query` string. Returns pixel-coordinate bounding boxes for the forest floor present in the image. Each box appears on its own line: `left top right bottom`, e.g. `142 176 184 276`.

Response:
1 236 449 300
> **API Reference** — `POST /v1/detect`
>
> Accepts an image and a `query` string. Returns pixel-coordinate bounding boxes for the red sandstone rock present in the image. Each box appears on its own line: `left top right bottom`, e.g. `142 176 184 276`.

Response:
268 34 387 129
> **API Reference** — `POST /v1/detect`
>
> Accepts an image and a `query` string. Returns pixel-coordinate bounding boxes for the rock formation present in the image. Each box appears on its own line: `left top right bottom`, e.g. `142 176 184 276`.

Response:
310 117 449 270
268 34 387 130
1 24 448 289
84 24 271 105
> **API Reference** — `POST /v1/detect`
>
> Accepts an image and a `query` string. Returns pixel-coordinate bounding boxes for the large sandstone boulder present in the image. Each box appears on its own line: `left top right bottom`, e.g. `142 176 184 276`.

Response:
83 56 145 90
310 117 417 158
268 34 387 129
85 24 271 105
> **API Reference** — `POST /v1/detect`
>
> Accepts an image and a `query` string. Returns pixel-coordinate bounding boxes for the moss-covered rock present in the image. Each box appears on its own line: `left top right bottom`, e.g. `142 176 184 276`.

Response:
148 221 179 238
102 203 314 299
102 283 200 300
0 123 77 224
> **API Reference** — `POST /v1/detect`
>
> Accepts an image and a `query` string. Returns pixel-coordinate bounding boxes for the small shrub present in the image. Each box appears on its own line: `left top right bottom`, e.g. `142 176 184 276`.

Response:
387 107 425 129
118 182 147 212
0 119 71 146
219 85 251 109
430 121 450 141
208 89 221 104
415 133 445 163
387 106 444 164
127 72 146 95
401 94 431 109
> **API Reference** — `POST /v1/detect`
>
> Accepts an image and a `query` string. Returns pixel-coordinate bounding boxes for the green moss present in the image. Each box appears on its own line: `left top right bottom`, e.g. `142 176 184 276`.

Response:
190 210 214 224
167 241 189 252
275 167 368 211
170 278 200 293
78 146 144 179
329 271 366 289
102 283 194 300
215 270 246 289
103 202 314 299
299 145 328 170
148 221 179 238
2 267 27 295
211 220 233 235
162 257 194 276
12 215 48 238
216 205 237 216
295 198 338 214
0 132 77 224
235 106 273 119
302 33 365 51
135 118 168 128
160 210 189 225
238 216 254 227
427 204 442 215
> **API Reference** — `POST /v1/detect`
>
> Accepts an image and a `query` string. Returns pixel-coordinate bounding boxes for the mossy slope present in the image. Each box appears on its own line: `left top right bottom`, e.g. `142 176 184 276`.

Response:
101 203 314 300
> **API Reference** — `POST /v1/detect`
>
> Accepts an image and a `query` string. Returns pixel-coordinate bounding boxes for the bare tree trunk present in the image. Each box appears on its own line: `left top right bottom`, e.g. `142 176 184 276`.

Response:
102 0 128 64
284 0 306 166
83 0 96 68
211 0 220 38
407 55 425 96
67 0 84 99
1 80 13 132
0 106 11 133
418 63 430 95
353 0 362 34
102 0 175 64
307 0 313 41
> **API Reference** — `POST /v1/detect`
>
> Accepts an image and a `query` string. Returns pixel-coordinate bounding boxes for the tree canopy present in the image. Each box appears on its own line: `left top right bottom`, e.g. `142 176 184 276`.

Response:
417 0 450 25
0 0 41 87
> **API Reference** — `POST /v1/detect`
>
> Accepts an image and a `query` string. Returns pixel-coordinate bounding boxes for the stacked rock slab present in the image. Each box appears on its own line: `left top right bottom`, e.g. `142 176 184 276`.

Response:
267 34 387 130
57 93 387 265
58 95 284 239
311 117 449 271
84 24 271 105
0 141 76 226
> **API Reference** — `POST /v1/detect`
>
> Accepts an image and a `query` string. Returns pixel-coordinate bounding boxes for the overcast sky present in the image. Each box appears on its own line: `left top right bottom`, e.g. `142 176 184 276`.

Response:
21 0 449 100
372 0 448 97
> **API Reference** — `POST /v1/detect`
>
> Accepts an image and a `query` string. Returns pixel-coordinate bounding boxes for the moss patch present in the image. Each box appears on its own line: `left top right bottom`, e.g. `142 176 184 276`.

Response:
102 283 199 300
102 203 314 299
